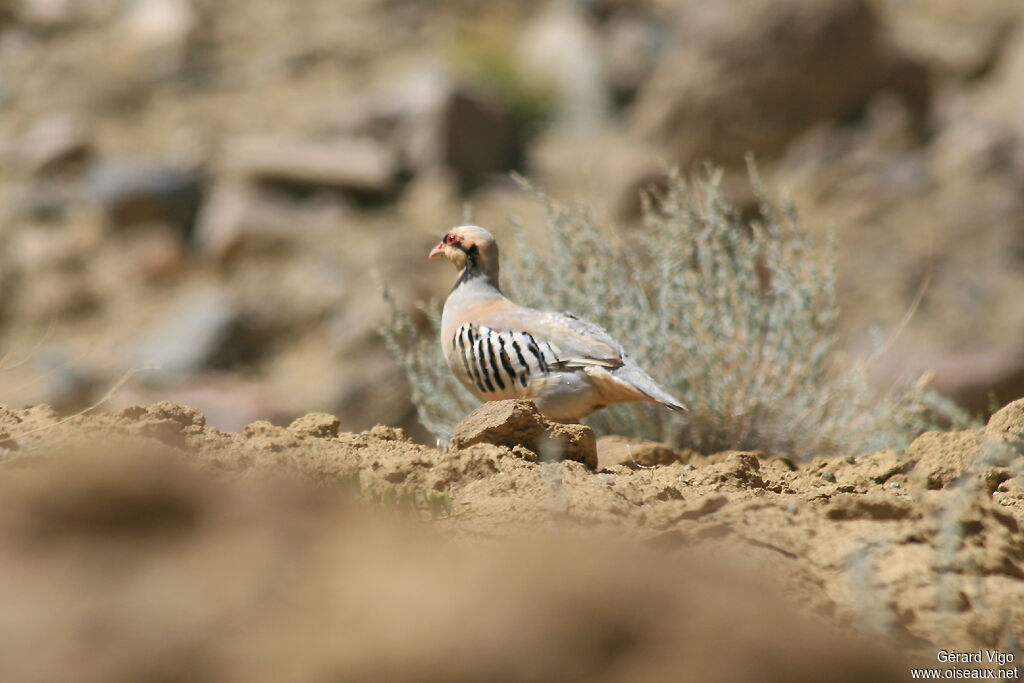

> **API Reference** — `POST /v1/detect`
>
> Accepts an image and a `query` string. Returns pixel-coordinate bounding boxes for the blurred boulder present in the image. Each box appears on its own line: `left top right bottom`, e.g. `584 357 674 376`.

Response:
602 13 666 107
193 182 303 262
629 0 931 167
11 270 96 322
131 286 241 380
401 69 522 192
341 66 523 193
121 225 188 281
960 26 1024 143
12 113 91 176
87 159 204 238
15 0 81 32
220 136 399 203
119 0 196 55
518 2 610 130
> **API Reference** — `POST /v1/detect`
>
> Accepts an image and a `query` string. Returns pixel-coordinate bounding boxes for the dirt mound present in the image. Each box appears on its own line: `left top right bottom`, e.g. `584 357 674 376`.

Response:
1 400 1023 678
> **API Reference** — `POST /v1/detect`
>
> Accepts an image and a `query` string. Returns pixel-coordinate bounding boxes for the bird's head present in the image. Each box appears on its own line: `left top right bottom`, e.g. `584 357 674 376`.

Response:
429 225 499 283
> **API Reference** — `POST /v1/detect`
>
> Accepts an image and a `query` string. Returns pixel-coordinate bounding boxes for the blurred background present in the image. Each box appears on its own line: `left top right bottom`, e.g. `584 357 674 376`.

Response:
1 0 1023 441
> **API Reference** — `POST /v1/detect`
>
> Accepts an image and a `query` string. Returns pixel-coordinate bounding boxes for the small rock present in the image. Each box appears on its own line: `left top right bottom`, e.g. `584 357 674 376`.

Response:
451 400 597 469
289 413 341 439
220 136 398 202
819 471 837 483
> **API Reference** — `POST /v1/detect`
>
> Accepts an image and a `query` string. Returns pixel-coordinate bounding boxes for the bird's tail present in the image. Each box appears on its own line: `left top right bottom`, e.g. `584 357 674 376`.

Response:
614 361 687 413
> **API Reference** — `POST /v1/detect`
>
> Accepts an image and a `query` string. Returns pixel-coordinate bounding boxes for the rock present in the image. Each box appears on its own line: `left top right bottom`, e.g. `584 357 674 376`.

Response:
596 435 681 469
451 400 597 469
906 430 982 490
120 0 196 54
16 113 91 175
602 14 666 106
389 67 522 192
986 399 1024 445
629 0 930 167
121 225 188 281
289 413 341 439
12 271 96 322
131 286 240 380
963 26 1024 142
87 159 204 238
220 136 398 202
16 0 80 31
518 2 610 130
192 182 304 262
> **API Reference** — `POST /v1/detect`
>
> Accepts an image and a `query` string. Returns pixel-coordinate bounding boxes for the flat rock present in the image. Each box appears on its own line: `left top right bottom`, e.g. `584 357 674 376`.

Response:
87 159 204 237
221 136 398 201
451 400 597 470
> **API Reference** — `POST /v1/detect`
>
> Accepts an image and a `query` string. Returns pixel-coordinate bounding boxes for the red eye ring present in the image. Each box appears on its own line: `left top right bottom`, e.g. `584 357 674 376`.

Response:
445 234 459 245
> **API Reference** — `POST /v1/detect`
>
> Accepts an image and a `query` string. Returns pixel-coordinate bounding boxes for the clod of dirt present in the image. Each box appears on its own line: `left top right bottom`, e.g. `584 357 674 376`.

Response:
451 400 597 469
906 430 983 489
117 401 207 448
243 420 300 452
700 452 767 489
825 493 915 521
288 412 340 439
596 435 683 469
985 398 1024 445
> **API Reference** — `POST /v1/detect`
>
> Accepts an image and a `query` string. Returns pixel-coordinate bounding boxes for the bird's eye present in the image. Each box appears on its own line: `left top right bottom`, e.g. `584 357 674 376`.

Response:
445 234 457 244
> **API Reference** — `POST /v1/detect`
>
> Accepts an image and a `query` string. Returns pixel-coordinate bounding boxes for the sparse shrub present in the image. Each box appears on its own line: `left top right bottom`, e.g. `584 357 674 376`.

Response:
382 161 973 459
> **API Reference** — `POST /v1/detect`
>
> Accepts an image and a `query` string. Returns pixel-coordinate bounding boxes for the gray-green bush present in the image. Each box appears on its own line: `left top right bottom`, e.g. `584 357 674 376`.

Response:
382 162 972 458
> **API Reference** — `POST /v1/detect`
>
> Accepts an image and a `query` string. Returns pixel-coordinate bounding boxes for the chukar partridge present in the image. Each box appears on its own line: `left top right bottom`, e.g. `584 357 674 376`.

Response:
429 225 686 422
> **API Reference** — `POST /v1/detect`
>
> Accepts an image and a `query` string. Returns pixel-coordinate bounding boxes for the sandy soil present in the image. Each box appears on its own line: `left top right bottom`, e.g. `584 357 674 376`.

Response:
1 398 1021 681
